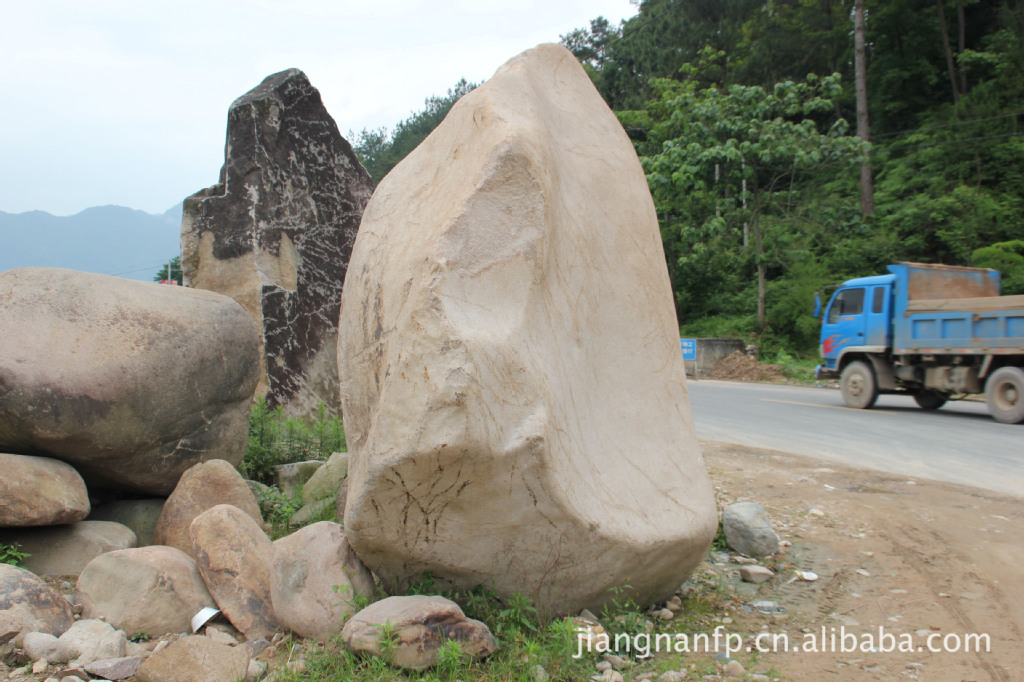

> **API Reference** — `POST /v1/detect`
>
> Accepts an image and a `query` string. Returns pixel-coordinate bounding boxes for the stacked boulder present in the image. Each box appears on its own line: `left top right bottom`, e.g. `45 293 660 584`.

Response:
0 267 260 582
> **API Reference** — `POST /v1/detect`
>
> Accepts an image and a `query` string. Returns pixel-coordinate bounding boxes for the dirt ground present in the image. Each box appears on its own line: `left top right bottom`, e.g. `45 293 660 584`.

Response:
707 351 788 383
701 439 1024 682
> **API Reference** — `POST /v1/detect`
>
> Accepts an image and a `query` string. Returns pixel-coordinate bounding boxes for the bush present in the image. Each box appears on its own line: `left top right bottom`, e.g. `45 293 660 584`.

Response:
244 400 346 485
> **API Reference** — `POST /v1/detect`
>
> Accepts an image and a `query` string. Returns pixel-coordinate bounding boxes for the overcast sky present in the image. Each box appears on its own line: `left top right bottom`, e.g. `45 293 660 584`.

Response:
0 0 637 216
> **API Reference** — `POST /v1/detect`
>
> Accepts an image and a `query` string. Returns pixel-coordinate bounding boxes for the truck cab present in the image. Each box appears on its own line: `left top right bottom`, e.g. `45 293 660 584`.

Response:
819 273 894 373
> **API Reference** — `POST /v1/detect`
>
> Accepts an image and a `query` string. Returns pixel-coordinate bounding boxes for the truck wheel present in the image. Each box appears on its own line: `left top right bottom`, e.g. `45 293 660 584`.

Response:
841 361 878 409
913 390 947 410
985 366 1024 424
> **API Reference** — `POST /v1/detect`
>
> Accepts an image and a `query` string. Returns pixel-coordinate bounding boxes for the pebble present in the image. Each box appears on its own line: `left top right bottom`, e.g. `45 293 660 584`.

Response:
532 664 549 681
603 653 631 670
666 596 683 612
808 508 826 516
658 608 675 620
740 565 774 583
286 659 307 674
32 659 48 674
657 672 687 682
596 661 612 672
856 568 871 577
751 675 771 682
724 659 745 677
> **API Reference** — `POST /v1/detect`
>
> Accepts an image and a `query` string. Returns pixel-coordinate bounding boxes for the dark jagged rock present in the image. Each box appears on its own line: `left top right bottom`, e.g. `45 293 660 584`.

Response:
182 69 373 417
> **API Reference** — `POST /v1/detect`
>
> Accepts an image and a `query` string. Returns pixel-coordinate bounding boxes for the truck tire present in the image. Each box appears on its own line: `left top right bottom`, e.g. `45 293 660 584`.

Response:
985 366 1024 424
913 390 947 410
841 360 878 409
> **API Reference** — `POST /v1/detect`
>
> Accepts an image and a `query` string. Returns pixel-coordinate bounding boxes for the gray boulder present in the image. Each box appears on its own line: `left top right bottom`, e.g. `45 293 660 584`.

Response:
301 451 348 503
341 595 497 671
0 564 74 637
88 499 165 546
75 545 216 637
0 521 136 576
53 618 127 666
0 268 260 495
181 68 374 417
722 502 779 558
272 460 323 498
0 453 89 527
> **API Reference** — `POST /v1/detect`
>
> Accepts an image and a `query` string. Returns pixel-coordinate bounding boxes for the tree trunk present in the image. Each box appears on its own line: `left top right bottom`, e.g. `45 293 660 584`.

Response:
753 189 765 330
957 2 968 94
937 0 961 105
854 0 875 216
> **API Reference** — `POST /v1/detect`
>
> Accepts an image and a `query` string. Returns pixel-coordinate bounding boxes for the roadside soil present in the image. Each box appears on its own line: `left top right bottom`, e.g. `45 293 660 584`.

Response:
701 439 1024 682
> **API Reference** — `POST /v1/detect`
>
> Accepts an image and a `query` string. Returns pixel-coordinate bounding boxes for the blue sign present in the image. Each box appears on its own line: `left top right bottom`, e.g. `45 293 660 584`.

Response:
680 338 697 360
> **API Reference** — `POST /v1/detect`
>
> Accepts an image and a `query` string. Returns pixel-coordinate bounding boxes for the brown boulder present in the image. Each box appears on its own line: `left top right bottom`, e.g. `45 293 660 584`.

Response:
270 521 375 641
341 595 496 671
190 504 280 640
0 453 89 527
134 635 250 682
152 459 263 557
0 564 74 637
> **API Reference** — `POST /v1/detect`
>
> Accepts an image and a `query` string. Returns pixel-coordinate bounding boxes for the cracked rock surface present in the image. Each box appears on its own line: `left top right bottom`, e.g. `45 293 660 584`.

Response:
337 44 717 614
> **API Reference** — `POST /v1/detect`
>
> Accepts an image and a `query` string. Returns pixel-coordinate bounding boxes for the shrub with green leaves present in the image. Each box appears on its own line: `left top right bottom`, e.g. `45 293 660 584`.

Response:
244 399 346 485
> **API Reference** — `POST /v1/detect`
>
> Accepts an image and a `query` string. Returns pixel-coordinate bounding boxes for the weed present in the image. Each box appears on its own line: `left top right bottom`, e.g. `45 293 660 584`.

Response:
496 593 539 637
0 542 28 567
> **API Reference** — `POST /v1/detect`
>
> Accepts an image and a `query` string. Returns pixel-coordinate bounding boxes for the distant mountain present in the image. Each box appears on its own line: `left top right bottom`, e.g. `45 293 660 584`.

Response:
0 204 183 282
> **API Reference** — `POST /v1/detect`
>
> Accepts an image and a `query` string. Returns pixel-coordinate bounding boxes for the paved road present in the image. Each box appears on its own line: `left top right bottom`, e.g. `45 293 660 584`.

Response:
686 379 1024 497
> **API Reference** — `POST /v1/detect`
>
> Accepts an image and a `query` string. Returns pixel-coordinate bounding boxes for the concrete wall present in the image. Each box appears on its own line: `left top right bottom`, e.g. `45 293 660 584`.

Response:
682 338 747 378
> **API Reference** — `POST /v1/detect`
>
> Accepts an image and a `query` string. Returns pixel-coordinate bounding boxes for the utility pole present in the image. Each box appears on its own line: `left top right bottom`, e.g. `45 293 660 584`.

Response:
854 0 875 217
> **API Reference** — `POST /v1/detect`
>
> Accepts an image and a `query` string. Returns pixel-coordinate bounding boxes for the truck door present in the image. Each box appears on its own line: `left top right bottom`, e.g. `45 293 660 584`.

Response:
821 287 867 365
864 285 890 348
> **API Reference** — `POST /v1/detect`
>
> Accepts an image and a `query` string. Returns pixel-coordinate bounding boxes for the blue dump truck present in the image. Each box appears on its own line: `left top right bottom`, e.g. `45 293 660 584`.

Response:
815 262 1024 423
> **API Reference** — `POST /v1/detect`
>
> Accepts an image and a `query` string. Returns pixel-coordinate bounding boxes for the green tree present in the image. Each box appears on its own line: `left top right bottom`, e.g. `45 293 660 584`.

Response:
642 67 868 331
153 256 182 285
972 240 1024 295
352 79 477 183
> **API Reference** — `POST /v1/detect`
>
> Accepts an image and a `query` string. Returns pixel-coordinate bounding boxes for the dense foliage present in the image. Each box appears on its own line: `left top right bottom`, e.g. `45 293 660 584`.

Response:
348 2 1023 356
564 0 1024 354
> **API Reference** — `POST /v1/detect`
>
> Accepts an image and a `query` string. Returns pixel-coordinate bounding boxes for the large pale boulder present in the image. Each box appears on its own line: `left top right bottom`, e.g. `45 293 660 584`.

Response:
270 521 375 641
341 595 497 671
0 453 90 527
337 43 717 614
75 545 216 637
0 268 259 495
181 68 374 417
0 521 136 577
0 564 74 637
152 459 263 557
190 504 280 640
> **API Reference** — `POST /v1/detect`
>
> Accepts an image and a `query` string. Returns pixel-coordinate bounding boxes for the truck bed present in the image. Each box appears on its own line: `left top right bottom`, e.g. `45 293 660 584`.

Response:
896 297 1024 354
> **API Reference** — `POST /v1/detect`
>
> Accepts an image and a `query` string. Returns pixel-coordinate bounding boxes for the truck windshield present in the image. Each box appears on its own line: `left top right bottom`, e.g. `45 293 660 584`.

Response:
827 288 865 324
